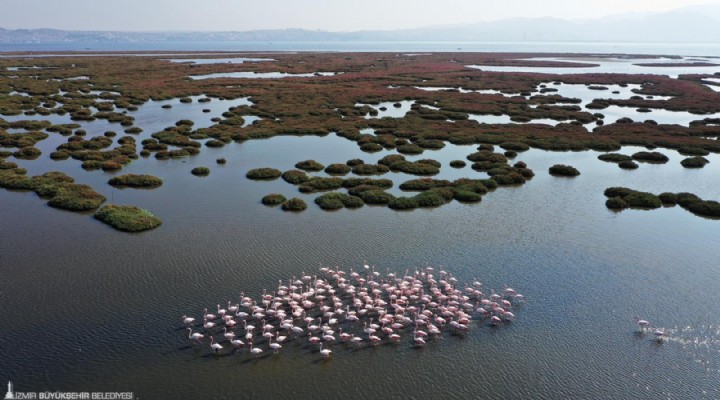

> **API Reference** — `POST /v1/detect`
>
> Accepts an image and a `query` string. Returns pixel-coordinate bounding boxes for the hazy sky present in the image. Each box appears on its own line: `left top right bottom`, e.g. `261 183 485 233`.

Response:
1 0 718 31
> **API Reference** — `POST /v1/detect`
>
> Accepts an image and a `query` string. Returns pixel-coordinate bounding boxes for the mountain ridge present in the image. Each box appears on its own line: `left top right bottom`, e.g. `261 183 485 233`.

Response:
1 5 719 44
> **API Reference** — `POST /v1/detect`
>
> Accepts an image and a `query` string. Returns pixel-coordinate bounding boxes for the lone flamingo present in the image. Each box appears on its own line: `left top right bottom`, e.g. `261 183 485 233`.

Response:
319 342 332 357
209 336 223 353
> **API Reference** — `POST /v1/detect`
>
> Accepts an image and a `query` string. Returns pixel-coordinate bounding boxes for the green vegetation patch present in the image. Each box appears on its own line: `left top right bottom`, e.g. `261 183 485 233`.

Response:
396 144 424 155
324 163 352 175
467 151 508 164
680 156 709 168
282 169 311 184
47 183 106 211
191 167 210 176
281 197 307 211
632 151 669 163
358 190 395 204
499 142 530 151
315 192 365 210
94 205 162 232
299 177 344 193
247 167 281 180
261 193 287 205
449 160 466 168
388 196 419 210
677 147 710 156
389 161 439 176
618 160 639 169
342 178 393 189
549 164 580 176
295 160 325 171
453 190 482 203
108 174 163 187
598 153 632 163
400 178 451 191
352 163 390 175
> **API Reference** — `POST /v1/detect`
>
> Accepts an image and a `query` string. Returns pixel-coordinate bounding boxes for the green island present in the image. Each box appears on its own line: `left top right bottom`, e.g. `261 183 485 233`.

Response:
604 187 720 218
94 204 162 232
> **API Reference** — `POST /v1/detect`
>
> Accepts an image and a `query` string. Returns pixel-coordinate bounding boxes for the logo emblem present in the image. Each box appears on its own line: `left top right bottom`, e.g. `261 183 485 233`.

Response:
4 381 14 399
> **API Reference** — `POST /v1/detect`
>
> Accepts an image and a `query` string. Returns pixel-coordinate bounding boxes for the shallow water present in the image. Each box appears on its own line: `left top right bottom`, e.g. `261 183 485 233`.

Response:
467 56 720 78
2 56 720 400
190 71 339 80
167 57 274 65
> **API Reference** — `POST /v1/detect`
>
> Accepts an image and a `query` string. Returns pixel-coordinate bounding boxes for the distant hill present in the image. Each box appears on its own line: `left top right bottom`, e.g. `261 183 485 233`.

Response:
1 5 719 44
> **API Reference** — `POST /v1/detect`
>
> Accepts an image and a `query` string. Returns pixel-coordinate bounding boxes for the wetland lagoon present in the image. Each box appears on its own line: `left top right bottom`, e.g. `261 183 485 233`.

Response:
2 50 720 399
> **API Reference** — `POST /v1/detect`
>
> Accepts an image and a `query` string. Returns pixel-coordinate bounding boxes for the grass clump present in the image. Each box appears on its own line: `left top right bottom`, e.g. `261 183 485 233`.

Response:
396 144 424 155
191 167 210 176
618 160 639 169
549 164 580 176
676 192 702 208
450 160 466 168
677 147 710 156
453 190 482 202
658 192 677 205
399 178 451 191
325 163 352 175
295 160 325 171
94 205 162 232
680 156 709 168
315 192 365 210
499 142 530 151
299 177 344 193
378 154 405 166
632 151 669 163
261 193 287 205
346 158 364 166
282 170 311 184
357 189 395 204
360 143 383 152
108 174 163 187
624 191 662 209
342 178 393 189
605 197 629 209
687 200 720 218
281 197 307 211
389 161 439 176
467 151 508 164
491 172 526 185
598 153 632 163
247 168 281 180
352 163 390 175
13 147 41 159
47 183 106 211
50 151 70 160
388 196 419 210
217 158 226 164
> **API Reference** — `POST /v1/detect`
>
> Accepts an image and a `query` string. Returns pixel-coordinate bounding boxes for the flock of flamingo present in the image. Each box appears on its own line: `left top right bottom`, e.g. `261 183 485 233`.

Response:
634 316 667 342
181 265 525 357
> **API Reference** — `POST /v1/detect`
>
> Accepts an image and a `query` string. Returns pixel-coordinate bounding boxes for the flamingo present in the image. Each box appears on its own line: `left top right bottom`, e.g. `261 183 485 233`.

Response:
319 343 332 357
269 337 282 353
250 342 263 356
634 316 650 332
209 336 223 353
653 329 666 342
187 328 203 342
223 327 235 340
230 338 244 349
182 315 195 325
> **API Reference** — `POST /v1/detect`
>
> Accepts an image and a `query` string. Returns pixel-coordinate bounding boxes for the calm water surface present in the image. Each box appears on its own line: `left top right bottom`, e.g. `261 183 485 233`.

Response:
1 53 720 400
